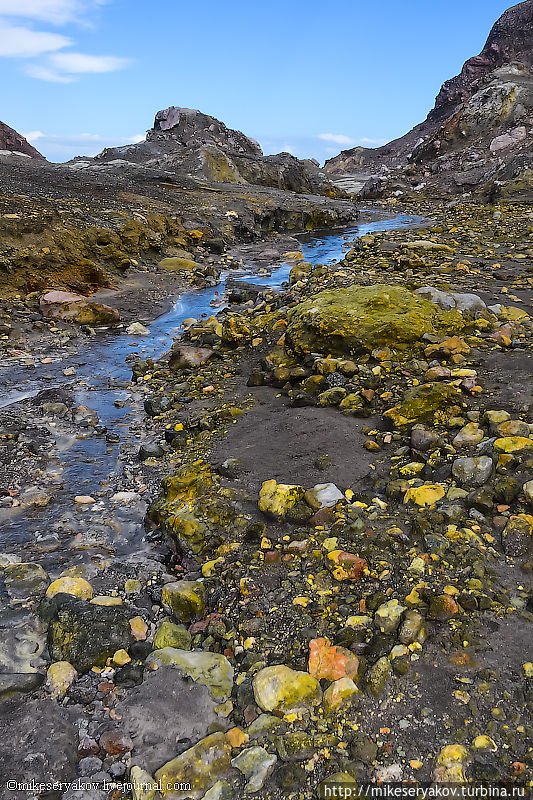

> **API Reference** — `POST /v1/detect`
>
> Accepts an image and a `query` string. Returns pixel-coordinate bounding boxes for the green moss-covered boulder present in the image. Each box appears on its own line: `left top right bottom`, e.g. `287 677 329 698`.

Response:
285 284 464 357
161 580 206 622
149 462 243 555
252 664 322 714
384 382 462 427
366 656 392 697
153 620 192 651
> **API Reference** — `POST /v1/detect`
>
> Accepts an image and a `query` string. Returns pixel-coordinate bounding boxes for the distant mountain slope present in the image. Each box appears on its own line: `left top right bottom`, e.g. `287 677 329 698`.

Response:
0 121 45 159
324 1 533 199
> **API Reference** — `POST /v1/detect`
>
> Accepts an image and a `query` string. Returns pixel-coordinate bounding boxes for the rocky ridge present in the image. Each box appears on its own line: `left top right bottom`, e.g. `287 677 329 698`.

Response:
91 106 341 197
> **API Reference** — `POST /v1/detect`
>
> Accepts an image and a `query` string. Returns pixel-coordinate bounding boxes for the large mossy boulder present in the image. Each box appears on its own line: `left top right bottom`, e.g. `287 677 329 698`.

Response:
285 284 464 357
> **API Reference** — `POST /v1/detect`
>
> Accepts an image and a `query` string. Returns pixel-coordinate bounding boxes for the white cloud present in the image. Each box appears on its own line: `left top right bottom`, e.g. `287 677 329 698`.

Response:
23 130 45 141
25 63 74 81
359 137 388 145
0 22 71 57
128 133 145 143
0 0 130 82
48 50 129 73
318 133 355 146
0 0 104 24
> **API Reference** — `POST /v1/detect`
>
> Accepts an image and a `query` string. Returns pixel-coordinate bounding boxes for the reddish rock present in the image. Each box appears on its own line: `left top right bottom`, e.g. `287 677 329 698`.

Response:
40 291 120 326
429 594 459 621
99 729 133 755
308 508 335 527
327 550 367 581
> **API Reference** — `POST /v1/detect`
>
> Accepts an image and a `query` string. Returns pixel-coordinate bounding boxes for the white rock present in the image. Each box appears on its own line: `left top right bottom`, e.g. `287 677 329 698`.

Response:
111 491 140 504
0 554 22 567
490 126 527 153
451 292 486 313
415 286 456 310
523 481 533 506
308 483 345 508
126 322 150 336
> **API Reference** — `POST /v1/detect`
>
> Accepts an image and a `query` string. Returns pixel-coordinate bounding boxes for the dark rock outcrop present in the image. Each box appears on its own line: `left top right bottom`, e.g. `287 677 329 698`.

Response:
433 0 533 117
0 120 45 159
151 106 263 156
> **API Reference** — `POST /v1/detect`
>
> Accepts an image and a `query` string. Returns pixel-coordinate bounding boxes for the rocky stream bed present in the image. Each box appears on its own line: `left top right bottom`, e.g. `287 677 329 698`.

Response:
0 202 532 800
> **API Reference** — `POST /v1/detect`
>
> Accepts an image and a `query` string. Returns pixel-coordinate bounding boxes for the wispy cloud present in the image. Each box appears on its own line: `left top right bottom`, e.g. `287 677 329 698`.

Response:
0 0 104 25
25 64 75 81
49 51 129 73
0 0 130 82
318 133 355 146
0 21 71 57
359 137 388 145
26 50 130 81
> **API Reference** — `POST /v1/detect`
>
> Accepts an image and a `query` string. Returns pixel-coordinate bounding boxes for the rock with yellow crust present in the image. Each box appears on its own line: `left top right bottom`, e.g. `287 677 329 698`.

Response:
253 664 321 714
258 480 305 520
494 436 533 454
404 484 446 506
324 677 359 712
155 732 232 799
45 577 93 601
285 284 463 358
384 383 461 427
433 744 470 783
502 514 533 558
161 580 206 622
45 661 77 698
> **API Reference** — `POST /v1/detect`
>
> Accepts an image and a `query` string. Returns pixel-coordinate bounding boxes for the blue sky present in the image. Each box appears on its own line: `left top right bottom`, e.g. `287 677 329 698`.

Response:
1 0 515 163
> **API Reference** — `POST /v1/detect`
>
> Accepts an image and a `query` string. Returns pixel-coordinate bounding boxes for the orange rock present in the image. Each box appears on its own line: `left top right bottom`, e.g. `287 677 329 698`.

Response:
308 637 359 682
327 550 367 581
226 727 248 748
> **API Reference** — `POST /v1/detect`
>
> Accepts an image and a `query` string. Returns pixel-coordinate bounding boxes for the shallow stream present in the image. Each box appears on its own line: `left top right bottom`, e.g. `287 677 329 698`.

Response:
0 212 422 572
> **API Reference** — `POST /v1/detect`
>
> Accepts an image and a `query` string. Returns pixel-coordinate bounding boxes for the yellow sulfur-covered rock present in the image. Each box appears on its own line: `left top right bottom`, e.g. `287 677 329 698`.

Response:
494 436 533 454
404 484 447 506
45 577 93 601
258 480 305 520
253 664 321 714
433 744 470 783
385 383 462 427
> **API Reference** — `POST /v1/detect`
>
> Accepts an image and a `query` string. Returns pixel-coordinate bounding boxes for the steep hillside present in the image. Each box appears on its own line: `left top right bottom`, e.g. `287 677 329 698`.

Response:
0 120 44 159
325 1 533 199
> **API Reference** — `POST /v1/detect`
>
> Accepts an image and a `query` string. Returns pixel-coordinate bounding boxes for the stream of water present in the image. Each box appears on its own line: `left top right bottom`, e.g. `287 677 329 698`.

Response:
0 212 422 570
